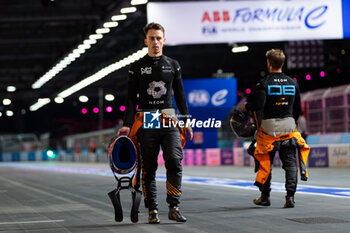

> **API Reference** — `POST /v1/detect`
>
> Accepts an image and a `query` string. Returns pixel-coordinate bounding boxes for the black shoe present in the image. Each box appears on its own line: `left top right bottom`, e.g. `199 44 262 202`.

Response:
168 206 187 222
148 209 160 224
284 196 295 208
253 195 271 206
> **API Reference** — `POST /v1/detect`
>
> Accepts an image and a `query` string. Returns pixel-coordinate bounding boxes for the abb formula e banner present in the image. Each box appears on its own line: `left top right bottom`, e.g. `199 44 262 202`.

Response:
147 0 349 45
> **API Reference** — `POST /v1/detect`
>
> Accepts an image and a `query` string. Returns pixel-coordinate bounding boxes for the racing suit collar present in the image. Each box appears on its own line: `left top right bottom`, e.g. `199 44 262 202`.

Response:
146 54 163 62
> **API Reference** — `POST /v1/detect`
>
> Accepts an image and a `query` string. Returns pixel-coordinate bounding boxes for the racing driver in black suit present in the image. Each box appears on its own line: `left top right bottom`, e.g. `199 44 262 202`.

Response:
117 22 193 223
243 49 309 208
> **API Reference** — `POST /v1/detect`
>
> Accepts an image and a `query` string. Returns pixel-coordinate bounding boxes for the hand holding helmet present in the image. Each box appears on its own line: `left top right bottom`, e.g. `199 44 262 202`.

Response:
229 107 256 139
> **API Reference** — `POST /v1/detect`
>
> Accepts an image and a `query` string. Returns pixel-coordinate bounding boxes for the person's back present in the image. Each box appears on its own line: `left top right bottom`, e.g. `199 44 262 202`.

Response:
245 49 309 209
258 73 301 137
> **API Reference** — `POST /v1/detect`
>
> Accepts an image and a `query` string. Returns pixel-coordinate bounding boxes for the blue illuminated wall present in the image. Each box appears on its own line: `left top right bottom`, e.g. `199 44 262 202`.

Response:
343 0 350 38
175 78 237 149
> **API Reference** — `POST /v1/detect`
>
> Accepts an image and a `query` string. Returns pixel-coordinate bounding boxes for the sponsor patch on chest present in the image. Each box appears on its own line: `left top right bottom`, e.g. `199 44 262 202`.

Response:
161 66 173 73
141 67 152 75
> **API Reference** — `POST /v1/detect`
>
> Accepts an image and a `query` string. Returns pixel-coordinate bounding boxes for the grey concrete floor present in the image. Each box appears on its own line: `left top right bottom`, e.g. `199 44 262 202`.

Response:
0 162 349 233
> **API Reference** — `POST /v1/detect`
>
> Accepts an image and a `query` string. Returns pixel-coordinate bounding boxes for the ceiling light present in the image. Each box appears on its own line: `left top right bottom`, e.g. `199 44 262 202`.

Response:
89 34 103 40
79 95 89 103
111 15 127 21
120 7 137 14
67 53 79 60
57 47 148 99
105 94 115 101
3 99 11 105
31 12 117 90
103 22 119 28
6 110 13 117
73 48 86 55
78 44 91 50
131 0 148 5
54 97 64 104
96 28 110 34
0 112 2 117
83 39 97 45
7 86 16 92
232 45 249 53
30 98 50 111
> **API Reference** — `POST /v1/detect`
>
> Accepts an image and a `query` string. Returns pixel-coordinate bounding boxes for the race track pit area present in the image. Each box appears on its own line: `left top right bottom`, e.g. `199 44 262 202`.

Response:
0 162 350 233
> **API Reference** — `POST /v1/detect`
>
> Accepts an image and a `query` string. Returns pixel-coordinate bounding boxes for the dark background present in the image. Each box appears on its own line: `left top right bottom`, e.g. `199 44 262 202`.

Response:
0 0 349 138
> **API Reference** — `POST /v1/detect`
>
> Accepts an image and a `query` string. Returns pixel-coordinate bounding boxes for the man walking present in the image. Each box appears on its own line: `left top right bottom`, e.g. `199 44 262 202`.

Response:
117 22 192 223
244 49 309 208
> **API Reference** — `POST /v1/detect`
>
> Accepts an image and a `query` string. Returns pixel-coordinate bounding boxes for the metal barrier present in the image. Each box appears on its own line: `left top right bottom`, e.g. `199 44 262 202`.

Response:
2 146 349 168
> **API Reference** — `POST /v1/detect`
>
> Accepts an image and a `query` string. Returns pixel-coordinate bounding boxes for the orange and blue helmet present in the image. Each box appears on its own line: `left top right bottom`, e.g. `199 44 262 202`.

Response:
108 136 137 175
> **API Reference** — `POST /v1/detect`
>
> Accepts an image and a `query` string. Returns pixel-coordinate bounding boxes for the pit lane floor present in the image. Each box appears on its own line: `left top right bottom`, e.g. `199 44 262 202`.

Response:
0 162 349 233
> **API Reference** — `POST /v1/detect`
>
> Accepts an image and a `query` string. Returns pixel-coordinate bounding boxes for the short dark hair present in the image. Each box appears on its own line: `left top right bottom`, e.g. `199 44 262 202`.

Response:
265 49 285 69
143 22 165 37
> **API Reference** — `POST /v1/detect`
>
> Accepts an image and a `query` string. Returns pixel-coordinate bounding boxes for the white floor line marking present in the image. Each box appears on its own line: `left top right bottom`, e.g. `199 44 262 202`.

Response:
0 219 64 225
2 163 350 198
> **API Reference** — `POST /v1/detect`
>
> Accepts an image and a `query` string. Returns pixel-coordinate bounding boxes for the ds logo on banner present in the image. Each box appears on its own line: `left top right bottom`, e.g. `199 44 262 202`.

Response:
143 110 161 129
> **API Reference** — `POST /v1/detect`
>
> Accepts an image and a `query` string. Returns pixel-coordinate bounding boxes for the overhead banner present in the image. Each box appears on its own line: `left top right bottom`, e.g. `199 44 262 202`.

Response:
147 0 344 44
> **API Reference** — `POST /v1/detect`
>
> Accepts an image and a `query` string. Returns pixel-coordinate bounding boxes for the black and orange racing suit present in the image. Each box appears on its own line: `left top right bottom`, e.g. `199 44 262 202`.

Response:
246 72 309 197
123 54 189 211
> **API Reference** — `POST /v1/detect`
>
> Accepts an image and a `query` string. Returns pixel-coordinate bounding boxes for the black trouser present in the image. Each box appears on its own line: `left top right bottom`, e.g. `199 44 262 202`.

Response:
260 139 297 197
137 126 183 211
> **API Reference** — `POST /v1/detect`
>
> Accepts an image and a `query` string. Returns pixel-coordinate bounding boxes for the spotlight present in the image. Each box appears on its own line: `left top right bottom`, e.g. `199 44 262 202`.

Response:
7 86 16 92
93 107 99 113
232 45 249 53
79 96 89 103
105 94 115 101
3 99 11 105
106 106 113 112
54 97 64 104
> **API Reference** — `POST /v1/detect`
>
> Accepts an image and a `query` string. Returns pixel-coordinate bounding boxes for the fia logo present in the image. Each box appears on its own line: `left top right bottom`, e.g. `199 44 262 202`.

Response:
202 26 218 35
143 110 161 129
141 67 152 75
188 89 210 106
